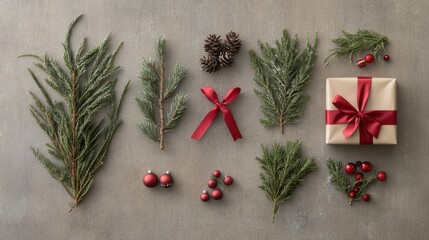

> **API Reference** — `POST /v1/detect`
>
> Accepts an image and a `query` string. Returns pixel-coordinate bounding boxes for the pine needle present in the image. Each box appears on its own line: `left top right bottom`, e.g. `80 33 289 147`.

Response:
21 14 129 211
256 141 317 222
249 30 318 134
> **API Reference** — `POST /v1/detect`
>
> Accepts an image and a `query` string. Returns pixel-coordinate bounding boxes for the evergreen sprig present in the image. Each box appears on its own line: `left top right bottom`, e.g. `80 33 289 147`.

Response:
249 30 318 134
327 159 378 205
256 141 317 223
324 29 389 65
21 15 129 211
136 37 188 150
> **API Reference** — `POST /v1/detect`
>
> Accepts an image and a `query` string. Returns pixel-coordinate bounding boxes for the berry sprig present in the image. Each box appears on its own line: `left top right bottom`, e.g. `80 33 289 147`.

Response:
356 53 391 68
200 170 234 202
327 159 387 205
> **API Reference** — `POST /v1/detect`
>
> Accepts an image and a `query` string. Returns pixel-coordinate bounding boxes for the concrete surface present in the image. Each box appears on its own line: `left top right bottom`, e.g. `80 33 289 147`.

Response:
1 0 429 239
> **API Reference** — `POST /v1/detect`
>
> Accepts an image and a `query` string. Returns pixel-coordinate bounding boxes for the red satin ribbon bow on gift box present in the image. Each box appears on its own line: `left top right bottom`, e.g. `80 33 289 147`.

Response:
191 87 242 141
325 77 397 144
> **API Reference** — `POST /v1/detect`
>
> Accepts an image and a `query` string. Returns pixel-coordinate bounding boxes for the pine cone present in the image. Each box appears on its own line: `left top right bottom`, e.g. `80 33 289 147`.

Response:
218 51 233 67
200 55 220 73
224 31 241 55
204 34 222 57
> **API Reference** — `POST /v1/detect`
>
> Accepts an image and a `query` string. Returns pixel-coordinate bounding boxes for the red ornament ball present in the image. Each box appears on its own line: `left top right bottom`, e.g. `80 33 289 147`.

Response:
353 187 360 193
207 179 218 189
200 190 210 202
159 171 173 188
213 170 221 178
211 189 223 200
349 191 356 198
355 181 362 186
365 53 375 63
362 194 371 202
355 161 362 167
377 171 387 181
384 54 390 61
355 172 364 181
345 162 357 175
223 176 233 185
361 162 372 172
143 170 158 188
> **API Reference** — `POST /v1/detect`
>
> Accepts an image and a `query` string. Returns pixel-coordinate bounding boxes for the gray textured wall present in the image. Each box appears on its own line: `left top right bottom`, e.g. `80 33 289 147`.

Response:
1 1 429 239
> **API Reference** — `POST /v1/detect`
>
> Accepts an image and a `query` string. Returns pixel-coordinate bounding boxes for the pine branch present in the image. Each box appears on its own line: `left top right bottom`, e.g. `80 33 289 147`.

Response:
324 29 389 65
21 15 129 211
136 37 188 150
249 30 317 133
256 141 317 223
327 159 378 205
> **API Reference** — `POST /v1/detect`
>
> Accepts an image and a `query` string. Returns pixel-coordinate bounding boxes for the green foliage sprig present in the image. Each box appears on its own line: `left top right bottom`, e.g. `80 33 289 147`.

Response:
324 29 389 65
21 15 129 211
249 30 318 134
256 141 317 223
136 37 188 150
327 159 377 205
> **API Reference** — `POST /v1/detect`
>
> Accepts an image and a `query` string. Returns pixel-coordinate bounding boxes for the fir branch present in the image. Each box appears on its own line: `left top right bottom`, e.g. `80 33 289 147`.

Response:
21 15 129 211
324 29 389 65
136 37 188 150
256 141 317 223
249 30 317 134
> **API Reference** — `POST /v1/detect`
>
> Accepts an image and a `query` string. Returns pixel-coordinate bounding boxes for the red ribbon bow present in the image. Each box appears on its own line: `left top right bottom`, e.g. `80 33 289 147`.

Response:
191 87 242 141
325 77 396 144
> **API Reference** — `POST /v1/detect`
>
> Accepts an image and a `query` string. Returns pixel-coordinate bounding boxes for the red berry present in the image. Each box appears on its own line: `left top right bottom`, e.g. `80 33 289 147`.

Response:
213 170 221 178
355 172 364 181
223 176 233 185
384 55 390 61
362 194 371 201
361 162 372 172
211 189 223 200
355 161 362 167
200 190 210 202
207 179 217 189
345 162 357 175
377 171 387 181
349 192 356 198
365 54 375 63
355 181 362 186
353 187 359 193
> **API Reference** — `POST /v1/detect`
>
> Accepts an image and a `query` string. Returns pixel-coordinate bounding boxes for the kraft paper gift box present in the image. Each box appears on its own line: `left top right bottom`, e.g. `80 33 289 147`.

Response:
325 77 397 145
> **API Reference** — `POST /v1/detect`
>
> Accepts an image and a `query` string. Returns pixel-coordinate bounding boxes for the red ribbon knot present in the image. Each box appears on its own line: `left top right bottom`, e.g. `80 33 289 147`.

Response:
325 77 397 144
191 86 242 141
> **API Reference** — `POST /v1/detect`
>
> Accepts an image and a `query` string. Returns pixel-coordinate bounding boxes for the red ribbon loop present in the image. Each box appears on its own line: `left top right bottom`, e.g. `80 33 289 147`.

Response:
326 77 397 144
191 87 242 141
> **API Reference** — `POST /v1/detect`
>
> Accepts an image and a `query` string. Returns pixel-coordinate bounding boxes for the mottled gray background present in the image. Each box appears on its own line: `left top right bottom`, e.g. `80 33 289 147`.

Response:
1 0 428 239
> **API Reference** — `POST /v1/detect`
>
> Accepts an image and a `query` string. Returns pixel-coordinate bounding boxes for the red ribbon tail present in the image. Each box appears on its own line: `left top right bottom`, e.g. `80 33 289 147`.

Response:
221 107 242 141
191 107 220 140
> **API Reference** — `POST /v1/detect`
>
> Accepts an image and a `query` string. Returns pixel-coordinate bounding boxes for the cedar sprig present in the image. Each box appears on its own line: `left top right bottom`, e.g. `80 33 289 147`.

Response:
136 37 188 150
256 141 317 223
249 30 318 134
324 29 389 65
327 159 378 205
21 14 130 211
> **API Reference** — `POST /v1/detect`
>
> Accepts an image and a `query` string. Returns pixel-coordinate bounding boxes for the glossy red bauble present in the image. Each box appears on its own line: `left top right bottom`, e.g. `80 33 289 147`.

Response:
211 189 223 200
365 53 375 63
159 171 173 188
377 171 387 181
143 170 158 188
349 191 356 198
207 179 217 189
345 162 357 175
361 162 372 172
213 170 222 178
384 55 390 61
200 190 210 202
223 176 233 185
362 194 371 201
355 172 364 181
